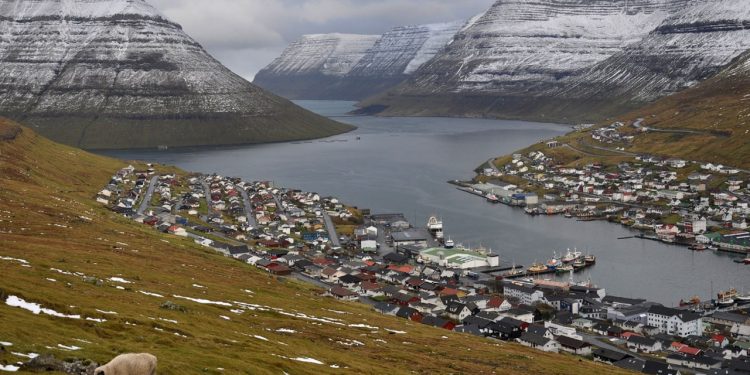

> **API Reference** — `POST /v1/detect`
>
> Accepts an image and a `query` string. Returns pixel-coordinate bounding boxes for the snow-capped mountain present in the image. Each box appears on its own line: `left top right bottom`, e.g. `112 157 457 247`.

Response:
0 0 351 149
254 21 464 100
544 0 750 120
360 0 750 122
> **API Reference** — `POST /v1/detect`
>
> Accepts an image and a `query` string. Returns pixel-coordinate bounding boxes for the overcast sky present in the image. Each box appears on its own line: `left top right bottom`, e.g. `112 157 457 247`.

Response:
150 0 495 81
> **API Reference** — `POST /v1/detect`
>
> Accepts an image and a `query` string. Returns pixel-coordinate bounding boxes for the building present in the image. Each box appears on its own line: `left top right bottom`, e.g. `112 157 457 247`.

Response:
647 305 703 338
391 230 429 247
418 247 492 269
503 283 545 306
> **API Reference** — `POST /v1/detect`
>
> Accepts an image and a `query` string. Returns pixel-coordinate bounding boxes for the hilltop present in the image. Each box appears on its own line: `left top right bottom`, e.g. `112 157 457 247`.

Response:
0 120 627 374
0 0 352 150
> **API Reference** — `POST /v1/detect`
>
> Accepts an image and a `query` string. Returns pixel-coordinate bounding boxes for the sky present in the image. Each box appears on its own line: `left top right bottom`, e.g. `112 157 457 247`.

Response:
150 0 495 81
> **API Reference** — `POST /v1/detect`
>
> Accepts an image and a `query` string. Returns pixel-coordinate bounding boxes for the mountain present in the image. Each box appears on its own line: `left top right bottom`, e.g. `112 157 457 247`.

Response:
253 33 381 100
609 48 750 167
539 0 750 122
0 0 353 150
254 21 464 100
358 0 691 118
0 120 628 374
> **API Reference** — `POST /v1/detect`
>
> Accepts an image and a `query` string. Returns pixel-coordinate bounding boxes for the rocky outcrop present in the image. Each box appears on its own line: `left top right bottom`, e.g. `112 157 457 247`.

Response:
0 0 352 149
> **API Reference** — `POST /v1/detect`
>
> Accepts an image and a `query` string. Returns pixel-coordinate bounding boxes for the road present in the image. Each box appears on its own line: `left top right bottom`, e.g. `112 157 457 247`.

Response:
136 175 159 215
579 332 642 361
201 180 212 211
234 184 257 227
322 210 341 248
290 272 331 289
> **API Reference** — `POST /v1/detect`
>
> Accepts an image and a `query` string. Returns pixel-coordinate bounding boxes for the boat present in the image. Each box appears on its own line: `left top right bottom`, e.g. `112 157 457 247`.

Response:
502 264 524 277
561 248 582 263
427 215 443 234
528 263 548 273
743 257 750 265
680 296 701 307
708 245 719 251
689 243 706 251
486 194 500 203
555 264 574 274
545 253 561 270
584 254 596 264
444 237 455 249
717 288 738 307
564 212 573 218
736 294 750 304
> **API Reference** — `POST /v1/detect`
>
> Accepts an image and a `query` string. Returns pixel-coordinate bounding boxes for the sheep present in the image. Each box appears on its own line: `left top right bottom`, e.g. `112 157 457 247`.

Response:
94 353 157 375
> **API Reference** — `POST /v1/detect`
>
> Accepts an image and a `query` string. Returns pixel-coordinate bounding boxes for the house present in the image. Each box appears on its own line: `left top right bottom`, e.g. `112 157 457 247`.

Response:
445 302 472 321
666 354 721 370
647 305 703 337
615 358 679 375
328 286 358 301
626 335 662 353
556 335 592 356
517 333 559 353
396 307 423 322
421 315 456 330
593 348 631 364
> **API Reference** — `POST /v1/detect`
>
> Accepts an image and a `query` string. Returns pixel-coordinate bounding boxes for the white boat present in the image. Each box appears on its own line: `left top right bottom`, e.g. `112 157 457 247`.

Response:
561 248 582 263
444 237 455 249
736 294 750 304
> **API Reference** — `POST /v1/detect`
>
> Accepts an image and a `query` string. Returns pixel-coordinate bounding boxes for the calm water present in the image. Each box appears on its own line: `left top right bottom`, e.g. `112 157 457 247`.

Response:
102 100 750 305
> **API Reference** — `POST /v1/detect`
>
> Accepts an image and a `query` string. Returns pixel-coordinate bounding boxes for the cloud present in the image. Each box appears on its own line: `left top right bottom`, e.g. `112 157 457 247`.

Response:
149 0 495 80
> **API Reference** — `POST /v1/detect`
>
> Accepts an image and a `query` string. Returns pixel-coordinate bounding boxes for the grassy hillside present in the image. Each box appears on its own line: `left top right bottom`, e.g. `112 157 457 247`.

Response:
0 119 627 374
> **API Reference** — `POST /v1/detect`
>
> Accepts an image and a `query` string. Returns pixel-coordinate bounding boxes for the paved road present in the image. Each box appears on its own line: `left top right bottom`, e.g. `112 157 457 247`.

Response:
201 180 212 211
234 184 257 227
579 332 643 361
290 272 331 289
321 210 341 248
485 158 500 173
136 175 159 215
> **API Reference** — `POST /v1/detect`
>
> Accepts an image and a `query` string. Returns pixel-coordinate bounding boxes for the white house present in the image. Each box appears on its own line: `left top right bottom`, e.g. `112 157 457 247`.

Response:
503 283 545 305
647 305 703 338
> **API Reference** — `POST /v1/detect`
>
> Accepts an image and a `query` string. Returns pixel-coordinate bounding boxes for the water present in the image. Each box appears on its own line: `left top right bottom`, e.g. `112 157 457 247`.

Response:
101 100 750 305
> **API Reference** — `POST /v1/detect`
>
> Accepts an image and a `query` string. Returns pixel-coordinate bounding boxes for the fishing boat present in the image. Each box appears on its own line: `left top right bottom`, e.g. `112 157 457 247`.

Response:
572 258 586 271
689 243 706 251
584 254 596 264
502 264 524 277
564 212 573 218
556 264 574 274
717 288 738 307
679 296 701 307
743 257 750 265
486 194 500 203
561 248 582 263
736 294 750 304
545 253 561 270
528 263 548 273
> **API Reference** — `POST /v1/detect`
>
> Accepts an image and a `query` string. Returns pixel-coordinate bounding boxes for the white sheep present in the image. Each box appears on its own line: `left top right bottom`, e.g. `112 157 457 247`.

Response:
94 353 157 375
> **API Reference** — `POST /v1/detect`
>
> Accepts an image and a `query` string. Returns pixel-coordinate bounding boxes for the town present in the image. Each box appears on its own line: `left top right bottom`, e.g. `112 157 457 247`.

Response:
466 123 750 261
95 164 750 375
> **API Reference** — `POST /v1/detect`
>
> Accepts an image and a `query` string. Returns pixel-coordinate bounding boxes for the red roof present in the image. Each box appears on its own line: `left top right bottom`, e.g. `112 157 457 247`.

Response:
678 346 702 356
712 334 727 343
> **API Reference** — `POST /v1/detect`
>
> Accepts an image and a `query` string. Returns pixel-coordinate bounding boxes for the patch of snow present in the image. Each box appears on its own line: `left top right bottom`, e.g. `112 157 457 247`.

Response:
0 257 29 265
348 323 378 330
0 341 12 346
220 315 231 321
192 284 205 288
253 335 269 341
0 364 19 372
138 291 164 298
85 317 107 323
11 352 38 359
108 277 131 284
95 309 118 315
276 328 296 334
384 328 406 334
291 357 324 365
57 344 81 351
45 278 56 282
173 295 232 307
5 296 80 319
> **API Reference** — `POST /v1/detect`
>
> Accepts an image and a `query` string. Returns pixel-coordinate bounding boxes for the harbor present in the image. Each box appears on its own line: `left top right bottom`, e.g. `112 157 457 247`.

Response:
103 100 750 305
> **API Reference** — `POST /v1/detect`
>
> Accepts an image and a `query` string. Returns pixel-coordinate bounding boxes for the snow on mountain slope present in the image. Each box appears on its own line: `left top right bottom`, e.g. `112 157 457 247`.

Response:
0 0 352 149
258 33 380 77
254 21 464 100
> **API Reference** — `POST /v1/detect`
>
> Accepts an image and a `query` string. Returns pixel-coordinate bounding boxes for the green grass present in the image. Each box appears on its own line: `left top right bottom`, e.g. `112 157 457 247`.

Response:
0 120 632 374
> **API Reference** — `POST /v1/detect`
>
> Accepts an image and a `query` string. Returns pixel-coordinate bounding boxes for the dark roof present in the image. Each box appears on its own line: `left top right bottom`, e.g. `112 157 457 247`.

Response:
627 335 658 347
463 316 493 328
614 358 645 372
454 324 483 336
383 252 409 264
593 348 630 362
602 295 647 306
648 305 702 322
519 332 550 346
446 302 467 314
556 335 588 349
373 302 399 314
338 274 362 284
421 315 450 328
526 325 549 337
396 307 419 319
642 360 677 375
